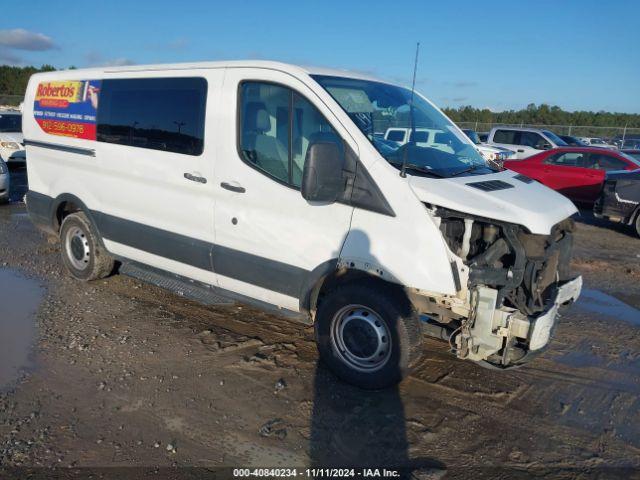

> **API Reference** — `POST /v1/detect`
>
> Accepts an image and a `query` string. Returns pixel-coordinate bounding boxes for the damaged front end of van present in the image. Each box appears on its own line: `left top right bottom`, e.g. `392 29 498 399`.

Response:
414 208 582 369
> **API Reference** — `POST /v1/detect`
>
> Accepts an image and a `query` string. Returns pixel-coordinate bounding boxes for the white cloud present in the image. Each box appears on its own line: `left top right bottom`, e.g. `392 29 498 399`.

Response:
103 57 136 67
0 29 56 51
84 51 136 67
450 81 478 88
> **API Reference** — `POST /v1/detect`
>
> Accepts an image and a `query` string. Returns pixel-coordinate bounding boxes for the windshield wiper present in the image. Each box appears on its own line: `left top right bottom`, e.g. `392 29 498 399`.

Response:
449 164 487 177
388 161 446 178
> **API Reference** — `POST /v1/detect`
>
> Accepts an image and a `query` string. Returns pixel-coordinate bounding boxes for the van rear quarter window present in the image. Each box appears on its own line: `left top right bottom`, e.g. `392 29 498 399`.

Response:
96 77 207 156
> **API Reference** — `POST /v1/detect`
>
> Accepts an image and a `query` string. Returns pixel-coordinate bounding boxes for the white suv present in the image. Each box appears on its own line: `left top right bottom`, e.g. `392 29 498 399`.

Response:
462 129 515 168
0 111 26 164
487 127 568 159
579 137 617 150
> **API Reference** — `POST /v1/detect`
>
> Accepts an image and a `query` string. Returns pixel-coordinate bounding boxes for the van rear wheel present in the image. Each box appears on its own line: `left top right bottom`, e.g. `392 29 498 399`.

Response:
60 212 114 281
315 281 423 389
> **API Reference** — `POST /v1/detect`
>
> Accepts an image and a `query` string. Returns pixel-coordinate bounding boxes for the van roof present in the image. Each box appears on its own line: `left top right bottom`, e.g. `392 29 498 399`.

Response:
29 60 387 84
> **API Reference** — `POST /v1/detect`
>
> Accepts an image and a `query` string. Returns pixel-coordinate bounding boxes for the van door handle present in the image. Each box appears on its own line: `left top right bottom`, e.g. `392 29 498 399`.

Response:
184 172 207 184
220 182 246 193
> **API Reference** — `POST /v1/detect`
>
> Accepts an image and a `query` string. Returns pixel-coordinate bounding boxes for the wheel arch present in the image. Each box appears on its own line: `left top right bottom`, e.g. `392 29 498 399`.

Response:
50 194 106 248
299 260 410 321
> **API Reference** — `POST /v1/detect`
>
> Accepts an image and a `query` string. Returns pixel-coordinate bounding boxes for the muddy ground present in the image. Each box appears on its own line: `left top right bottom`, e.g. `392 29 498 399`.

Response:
1 166 639 479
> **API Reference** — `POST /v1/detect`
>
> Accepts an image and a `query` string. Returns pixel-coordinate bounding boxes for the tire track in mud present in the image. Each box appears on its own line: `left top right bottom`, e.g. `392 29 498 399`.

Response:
103 268 640 466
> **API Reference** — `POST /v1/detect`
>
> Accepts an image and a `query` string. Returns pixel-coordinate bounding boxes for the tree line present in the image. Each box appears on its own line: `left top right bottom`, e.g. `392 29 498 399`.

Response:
1 64 638 128
442 103 640 129
0 65 57 98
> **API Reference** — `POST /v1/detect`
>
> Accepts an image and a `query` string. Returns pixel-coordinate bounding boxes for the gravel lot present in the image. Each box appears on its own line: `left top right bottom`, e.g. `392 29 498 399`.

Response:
1 166 639 479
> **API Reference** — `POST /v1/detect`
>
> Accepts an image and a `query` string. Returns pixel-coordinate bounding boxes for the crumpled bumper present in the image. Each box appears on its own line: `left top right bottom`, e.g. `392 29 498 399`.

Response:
467 275 583 369
528 275 583 351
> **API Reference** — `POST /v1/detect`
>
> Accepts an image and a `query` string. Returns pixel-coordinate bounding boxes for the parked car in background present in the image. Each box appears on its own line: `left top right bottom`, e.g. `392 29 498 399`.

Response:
0 158 9 203
622 149 640 162
487 127 568 159
504 147 640 206
461 128 515 168
0 111 26 164
578 137 617 150
383 127 448 149
478 132 488 142
559 135 588 146
595 169 640 237
620 139 640 150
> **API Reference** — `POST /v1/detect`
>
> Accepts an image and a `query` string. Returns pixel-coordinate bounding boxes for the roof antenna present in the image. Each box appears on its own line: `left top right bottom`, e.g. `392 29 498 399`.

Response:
400 41 420 178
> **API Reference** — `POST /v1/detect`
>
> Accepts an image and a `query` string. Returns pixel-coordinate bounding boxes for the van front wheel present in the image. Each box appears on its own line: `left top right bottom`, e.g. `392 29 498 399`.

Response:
60 212 114 281
315 282 423 389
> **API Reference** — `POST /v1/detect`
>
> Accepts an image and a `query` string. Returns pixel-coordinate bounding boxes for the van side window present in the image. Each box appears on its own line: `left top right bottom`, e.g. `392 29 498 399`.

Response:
239 83 291 184
493 129 518 145
239 82 340 188
97 77 207 156
291 92 341 188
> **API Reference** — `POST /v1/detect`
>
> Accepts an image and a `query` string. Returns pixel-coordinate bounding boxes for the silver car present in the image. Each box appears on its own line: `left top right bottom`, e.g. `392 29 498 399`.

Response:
0 111 26 164
0 158 9 203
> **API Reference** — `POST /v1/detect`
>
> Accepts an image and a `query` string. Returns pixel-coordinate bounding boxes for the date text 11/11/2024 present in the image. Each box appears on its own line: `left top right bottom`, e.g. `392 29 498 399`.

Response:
233 468 403 477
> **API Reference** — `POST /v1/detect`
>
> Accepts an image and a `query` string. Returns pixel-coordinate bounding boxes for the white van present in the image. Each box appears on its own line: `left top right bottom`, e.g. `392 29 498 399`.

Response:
23 61 582 388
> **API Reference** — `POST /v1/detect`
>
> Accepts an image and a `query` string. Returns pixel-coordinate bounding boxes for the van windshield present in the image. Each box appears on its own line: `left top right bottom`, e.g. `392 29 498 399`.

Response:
312 75 490 178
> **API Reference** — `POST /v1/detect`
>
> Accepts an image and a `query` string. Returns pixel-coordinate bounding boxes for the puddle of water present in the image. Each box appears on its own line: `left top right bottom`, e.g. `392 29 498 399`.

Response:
0 269 44 391
576 289 640 326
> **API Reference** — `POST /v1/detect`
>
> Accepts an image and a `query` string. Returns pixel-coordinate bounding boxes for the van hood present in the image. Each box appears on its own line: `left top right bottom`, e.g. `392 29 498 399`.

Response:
409 170 577 234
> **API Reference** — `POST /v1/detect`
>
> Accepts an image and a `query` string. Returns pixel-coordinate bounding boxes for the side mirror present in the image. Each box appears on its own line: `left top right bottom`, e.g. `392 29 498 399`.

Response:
301 142 346 203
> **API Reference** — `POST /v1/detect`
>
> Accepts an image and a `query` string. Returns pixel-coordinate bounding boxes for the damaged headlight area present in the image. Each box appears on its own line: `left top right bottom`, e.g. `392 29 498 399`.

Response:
429 207 580 369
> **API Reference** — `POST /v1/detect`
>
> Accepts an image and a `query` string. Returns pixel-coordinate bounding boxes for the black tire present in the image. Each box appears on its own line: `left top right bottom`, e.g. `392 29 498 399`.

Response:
315 280 423 389
59 212 114 281
635 213 640 238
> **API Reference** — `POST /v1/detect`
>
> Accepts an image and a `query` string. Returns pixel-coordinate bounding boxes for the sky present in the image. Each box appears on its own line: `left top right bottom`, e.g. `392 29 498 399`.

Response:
1 0 639 113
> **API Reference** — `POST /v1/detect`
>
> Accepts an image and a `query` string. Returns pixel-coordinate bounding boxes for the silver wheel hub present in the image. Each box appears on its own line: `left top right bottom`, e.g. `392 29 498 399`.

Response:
330 305 392 372
65 226 91 271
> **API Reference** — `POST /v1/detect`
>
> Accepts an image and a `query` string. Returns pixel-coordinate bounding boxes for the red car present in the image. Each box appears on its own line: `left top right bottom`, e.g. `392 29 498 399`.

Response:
504 147 640 205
